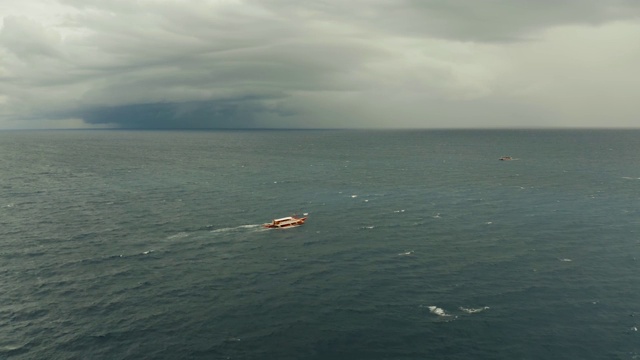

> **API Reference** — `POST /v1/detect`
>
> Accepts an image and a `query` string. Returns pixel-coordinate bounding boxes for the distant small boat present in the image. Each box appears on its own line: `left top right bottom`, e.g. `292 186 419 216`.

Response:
499 156 513 161
263 215 307 229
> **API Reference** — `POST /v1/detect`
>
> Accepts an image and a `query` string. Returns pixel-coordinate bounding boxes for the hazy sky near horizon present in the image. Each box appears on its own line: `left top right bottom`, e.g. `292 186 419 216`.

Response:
1 0 640 129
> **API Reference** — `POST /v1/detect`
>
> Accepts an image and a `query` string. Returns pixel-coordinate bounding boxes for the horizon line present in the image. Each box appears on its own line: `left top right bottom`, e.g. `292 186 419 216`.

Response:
2 126 640 132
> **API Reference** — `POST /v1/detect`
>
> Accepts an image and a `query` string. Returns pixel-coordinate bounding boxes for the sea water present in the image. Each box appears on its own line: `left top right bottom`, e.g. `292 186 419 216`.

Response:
1 129 638 359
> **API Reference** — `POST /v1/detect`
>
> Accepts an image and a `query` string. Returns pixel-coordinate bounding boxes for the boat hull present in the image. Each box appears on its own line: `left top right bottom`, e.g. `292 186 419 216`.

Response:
263 217 307 229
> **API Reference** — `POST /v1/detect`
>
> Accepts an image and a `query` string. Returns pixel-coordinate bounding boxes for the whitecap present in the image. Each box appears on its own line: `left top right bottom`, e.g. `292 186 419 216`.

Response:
428 306 449 317
559 258 572 262
398 250 414 256
167 232 189 240
351 194 358 198
142 250 154 255
0 344 26 353
459 306 490 314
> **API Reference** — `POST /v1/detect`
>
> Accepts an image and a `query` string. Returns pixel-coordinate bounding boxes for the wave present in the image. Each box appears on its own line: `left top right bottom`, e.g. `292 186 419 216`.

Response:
459 306 490 314
166 232 189 240
428 306 450 317
0 343 29 355
425 305 490 317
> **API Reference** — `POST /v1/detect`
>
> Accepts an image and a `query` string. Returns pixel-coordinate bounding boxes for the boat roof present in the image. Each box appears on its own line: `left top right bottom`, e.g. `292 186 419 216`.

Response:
274 217 295 222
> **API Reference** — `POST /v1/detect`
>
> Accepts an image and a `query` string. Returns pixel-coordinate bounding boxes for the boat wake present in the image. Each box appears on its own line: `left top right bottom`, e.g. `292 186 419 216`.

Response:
210 224 262 233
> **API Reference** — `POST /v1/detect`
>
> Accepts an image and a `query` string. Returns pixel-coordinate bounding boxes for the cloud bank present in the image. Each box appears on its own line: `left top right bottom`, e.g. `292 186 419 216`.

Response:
1 0 640 129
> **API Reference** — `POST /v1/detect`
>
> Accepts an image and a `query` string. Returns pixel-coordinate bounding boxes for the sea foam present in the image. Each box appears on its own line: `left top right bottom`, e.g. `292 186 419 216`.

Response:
459 306 490 314
428 306 449 317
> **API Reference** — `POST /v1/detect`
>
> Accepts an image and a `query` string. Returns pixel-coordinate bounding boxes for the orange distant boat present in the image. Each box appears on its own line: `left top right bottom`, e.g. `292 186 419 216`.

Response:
263 215 307 229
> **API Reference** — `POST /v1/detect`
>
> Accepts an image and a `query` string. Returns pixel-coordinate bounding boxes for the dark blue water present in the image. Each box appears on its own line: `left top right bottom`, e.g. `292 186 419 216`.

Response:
1 129 639 359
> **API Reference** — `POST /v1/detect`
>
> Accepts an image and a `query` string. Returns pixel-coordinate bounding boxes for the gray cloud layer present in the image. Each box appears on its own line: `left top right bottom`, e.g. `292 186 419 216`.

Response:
1 0 640 129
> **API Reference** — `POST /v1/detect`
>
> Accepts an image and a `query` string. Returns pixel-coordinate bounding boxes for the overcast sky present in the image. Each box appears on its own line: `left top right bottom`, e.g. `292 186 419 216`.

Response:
1 0 639 129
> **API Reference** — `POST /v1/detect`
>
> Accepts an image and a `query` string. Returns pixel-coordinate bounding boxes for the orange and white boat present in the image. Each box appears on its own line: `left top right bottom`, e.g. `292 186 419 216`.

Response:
263 215 307 229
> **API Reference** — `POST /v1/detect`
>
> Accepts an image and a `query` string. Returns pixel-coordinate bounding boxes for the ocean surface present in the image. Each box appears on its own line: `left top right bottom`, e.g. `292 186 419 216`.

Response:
1 129 639 359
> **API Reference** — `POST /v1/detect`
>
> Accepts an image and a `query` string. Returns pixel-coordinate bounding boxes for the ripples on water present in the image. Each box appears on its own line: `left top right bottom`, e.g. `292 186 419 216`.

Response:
1 130 639 359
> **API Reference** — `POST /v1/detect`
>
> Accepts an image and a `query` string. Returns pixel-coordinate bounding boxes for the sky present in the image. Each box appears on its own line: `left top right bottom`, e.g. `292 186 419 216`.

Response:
1 0 640 129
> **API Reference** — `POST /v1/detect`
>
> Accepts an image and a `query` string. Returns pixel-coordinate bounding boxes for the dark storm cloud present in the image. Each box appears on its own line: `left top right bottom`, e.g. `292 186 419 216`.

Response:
1 0 392 128
74 98 295 129
1 0 640 129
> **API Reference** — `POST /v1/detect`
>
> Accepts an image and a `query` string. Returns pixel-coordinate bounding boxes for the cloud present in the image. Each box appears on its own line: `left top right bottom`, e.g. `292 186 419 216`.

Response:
256 0 640 42
74 98 295 129
1 0 640 129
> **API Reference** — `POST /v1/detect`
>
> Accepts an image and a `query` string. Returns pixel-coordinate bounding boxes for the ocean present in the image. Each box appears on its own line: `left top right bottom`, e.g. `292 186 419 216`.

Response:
1 129 638 359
